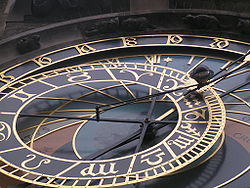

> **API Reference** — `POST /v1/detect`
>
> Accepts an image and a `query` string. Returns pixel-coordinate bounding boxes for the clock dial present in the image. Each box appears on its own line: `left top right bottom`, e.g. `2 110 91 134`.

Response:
0 35 249 187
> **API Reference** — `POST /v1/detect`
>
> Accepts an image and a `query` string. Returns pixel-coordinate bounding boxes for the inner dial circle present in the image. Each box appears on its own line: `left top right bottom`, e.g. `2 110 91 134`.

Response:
4 61 225 186
17 63 183 161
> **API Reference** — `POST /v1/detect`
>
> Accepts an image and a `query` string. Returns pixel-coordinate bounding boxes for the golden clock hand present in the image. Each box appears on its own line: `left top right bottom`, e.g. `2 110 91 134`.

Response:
210 60 250 85
212 50 250 78
207 51 250 85
220 79 250 98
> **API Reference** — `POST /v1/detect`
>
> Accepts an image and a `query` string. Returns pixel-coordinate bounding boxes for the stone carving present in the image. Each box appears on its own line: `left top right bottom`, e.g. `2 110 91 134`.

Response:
237 19 250 34
82 16 153 37
31 0 55 16
83 17 119 36
16 35 41 54
120 17 153 32
57 0 79 9
183 14 219 30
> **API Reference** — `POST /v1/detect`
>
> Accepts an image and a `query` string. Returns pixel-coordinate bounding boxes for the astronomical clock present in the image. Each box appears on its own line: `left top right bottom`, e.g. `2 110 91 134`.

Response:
0 2 250 188
0 33 249 188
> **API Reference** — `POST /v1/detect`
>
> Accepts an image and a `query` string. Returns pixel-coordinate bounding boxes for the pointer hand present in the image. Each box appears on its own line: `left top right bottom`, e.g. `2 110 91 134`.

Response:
19 113 143 125
85 107 178 159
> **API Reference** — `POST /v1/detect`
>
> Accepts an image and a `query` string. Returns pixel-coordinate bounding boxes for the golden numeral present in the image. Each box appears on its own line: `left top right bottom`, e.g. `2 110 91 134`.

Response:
180 123 200 137
21 154 51 170
0 73 15 83
168 135 194 149
141 148 165 166
184 109 207 121
8 89 36 103
145 55 161 65
34 56 52 66
122 37 137 46
80 163 118 176
0 121 11 141
166 35 183 45
209 39 229 49
77 44 96 54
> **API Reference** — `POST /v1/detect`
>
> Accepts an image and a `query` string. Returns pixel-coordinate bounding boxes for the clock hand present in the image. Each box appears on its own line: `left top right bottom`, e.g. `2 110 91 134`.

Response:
212 50 250 78
186 52 250 98
85 55 249 159
84 120 179 160
19 113 144 125
209 58 250 85
84 108 178 160
94 52 250 122
220 79 250 98
134 96 157 153
84 129 141 160
95 83 198 120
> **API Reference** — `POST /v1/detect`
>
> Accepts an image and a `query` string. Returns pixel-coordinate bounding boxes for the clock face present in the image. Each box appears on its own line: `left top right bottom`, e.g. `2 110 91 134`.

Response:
0 35 249 187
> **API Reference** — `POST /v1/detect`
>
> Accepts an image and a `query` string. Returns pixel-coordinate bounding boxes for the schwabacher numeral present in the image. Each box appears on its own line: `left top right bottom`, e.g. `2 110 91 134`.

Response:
0 121 11 141
122 37 137 46
21 154 51 170
141 148 165 166
81 163 118 177
209 38 229 49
